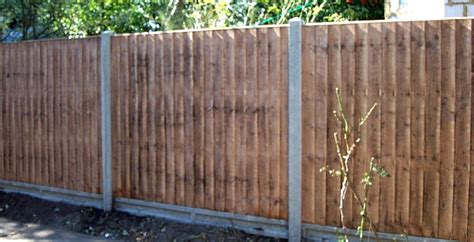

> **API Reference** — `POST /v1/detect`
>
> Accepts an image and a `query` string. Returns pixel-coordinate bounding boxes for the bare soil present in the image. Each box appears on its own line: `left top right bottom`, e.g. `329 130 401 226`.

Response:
0 191 283 241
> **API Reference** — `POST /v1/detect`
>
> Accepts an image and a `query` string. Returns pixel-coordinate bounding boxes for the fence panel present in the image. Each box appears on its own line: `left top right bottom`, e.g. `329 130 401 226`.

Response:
0 37 102 194
301 19 474 240
110 26 290 220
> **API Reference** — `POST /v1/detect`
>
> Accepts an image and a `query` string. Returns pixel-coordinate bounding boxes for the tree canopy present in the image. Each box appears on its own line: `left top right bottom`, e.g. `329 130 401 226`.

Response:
0 0 383 42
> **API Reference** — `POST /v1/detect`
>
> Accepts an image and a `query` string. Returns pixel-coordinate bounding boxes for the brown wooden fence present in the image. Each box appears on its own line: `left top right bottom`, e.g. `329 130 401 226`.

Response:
300 19 473 240
0 37 102 194
1 19 474 241
109 27 289 219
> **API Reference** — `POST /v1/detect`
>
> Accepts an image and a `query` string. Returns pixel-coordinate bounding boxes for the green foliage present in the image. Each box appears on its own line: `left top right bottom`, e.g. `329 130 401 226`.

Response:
183 0 383 28
1 0 383 41
56 0 198 37
0 0 65 40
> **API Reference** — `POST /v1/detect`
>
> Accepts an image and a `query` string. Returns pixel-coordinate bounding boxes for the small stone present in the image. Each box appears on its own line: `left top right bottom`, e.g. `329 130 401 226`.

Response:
0 229 8 237
4 205 9 209
122 230 129 236
160 227 166 233
53 208 60 212
105 233 111 238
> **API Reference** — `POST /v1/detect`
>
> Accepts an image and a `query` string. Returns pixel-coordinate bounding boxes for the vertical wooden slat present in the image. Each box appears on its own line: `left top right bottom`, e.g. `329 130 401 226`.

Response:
40 41 47 186
380 22 397 232
31 42 38 184
0 45 4 180
32 42 39 185
1 43 7 180
203 31 215 210
22 42 27 183
84 39 91 191
0 44 5 180
301 25 316 223
213 30 225 212
246 28 259 215
20 42 27 182
279 27 289 220
120 36 131 198
32 42 39 184
366 23 382 226
409 21 426 235
224 30 235 212
6 44 13 181
234 28 247 214
268 27 282 219
164 33 176 204
469 18 474 241
184 32 195 207
109 37 118 195
53 41 62 187
9 43 14 181
12 42 18 181
138 35 149 200
75 40 84 192
326 24 342 227
452 19 471 240
395 21 411 231
111 37 121 196
62 40 71 189
39 41 47 186
174 32 185 206
423 20 442 238
147 34 157 201
47 41 55 187
313 25 328 224
23 42 29 183
17 42 25 182
82 39 92 192
192 31 205 208
92 38 101 193
69 40 78 190
353 23 369 228
155 34 166 202
340 23 356 228
129 34 139 198
257 27 269 217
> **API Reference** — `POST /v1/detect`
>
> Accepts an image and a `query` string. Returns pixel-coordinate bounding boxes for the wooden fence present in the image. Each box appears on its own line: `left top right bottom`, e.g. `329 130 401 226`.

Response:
1 18 474 241
300 19 473 240
0 37 102 194
109 27 289 219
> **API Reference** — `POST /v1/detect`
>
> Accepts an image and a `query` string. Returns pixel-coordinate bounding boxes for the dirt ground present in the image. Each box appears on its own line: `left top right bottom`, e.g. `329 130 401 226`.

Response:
0 191 283 241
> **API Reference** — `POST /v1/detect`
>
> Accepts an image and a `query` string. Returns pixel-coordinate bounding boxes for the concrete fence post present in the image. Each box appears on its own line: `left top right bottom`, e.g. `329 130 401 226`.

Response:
288 18 303 242
100 31 113 211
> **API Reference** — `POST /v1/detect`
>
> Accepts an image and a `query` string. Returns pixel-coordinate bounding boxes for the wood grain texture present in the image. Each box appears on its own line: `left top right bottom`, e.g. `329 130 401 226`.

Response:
438 20 456 239
452 19 471 241
409 21 426 235
301 25 316 223
395 21 411 231
0 37 100 193
313 25 328 225
379 22 397 233
423 20 441 238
